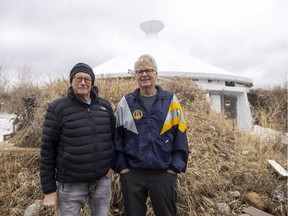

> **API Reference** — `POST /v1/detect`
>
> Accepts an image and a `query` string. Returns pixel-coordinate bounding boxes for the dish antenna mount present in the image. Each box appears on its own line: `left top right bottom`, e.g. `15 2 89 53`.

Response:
140 20 164 37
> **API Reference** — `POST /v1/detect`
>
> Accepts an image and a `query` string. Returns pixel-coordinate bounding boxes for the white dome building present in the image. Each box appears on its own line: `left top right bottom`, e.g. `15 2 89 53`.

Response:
93 20 253 130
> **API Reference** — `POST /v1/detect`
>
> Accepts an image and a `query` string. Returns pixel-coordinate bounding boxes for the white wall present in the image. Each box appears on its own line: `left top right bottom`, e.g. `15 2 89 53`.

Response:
209 94 221 113
237 92 253 130
207 91 253 131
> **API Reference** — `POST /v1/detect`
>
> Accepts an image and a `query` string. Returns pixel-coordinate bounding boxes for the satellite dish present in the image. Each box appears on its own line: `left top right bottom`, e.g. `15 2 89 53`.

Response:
140 20 164 36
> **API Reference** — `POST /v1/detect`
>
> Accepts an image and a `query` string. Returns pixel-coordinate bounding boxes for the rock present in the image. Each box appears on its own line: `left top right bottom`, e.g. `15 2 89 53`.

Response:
272 184 287 203
216 202 231 215
229 190 241 198
243 192 266 210
24 200 42 216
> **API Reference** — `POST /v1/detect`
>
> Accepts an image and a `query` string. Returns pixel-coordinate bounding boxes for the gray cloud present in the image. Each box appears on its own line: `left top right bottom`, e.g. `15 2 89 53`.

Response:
0 0 286 87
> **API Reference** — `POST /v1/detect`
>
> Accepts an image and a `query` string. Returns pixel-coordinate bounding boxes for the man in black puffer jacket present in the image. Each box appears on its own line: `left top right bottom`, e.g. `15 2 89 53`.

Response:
40 62 115 216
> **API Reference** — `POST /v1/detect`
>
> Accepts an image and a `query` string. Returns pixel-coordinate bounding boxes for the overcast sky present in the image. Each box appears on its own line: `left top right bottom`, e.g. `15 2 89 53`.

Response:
0 0 287 87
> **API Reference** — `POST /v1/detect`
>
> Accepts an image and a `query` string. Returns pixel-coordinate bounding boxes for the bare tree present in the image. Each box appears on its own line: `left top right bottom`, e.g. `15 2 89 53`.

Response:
0 65 8 92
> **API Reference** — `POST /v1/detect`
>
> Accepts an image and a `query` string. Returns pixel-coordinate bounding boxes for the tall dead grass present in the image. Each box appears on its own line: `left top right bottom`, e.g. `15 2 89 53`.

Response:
1 77 287 215
248 86 287 132
0 148 40 215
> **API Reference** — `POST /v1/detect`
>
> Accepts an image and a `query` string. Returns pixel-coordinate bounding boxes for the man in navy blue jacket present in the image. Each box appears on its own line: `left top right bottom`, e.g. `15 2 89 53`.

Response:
114 54 189 216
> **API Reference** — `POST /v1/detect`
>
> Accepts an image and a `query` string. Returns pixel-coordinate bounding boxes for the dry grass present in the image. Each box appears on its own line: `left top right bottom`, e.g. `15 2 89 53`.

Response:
248 86 287 132
0 145 41 215
1 77 287 215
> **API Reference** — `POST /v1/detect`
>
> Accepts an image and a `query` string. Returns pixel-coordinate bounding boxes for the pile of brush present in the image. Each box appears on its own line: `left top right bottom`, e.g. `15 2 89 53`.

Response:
1 78 286 215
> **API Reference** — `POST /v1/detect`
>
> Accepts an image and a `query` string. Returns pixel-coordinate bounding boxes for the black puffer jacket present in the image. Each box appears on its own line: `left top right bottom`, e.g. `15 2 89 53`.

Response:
40 86 115 194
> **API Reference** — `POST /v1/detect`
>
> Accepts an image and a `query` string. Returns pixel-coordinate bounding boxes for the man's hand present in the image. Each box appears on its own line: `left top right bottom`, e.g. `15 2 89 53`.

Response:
106 168 114 178
167 169 177 175
43 192 57 212
120 168 130 174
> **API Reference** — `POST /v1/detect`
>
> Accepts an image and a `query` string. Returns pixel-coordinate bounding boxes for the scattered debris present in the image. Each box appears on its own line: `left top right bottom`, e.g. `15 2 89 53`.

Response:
242 206 273 216
268 160 288 177
23 200 42 216
243 192 266 211
0 113 15 142
3 133 14 141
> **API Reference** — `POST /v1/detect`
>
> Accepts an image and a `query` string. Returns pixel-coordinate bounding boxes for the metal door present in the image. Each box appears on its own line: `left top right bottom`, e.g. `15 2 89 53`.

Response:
223 95 237 119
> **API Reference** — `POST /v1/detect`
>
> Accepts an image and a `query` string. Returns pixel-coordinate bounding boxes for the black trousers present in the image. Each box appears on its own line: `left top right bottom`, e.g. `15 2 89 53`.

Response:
120 169 178 216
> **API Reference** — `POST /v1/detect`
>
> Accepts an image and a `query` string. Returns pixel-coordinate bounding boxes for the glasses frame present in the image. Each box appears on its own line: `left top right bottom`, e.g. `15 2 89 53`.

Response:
135 69 156 75
72 75 92 84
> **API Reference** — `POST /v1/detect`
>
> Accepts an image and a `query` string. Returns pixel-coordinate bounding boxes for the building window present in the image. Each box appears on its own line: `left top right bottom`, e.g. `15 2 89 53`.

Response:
225 81 235 87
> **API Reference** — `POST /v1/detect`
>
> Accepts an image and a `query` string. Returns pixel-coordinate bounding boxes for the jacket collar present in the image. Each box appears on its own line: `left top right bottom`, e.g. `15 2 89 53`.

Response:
68 86 99 104
133 85 165 99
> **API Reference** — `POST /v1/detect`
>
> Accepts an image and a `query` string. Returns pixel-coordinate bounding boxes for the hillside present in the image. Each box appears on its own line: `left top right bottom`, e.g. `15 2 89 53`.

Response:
0 78 287 215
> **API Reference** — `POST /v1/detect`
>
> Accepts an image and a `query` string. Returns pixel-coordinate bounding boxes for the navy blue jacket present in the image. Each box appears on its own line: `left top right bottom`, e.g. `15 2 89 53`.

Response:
114 86 189 173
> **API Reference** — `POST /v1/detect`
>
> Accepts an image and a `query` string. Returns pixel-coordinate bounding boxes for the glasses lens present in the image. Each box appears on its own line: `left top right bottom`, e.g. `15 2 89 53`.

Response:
74 76 92 83
135 69 155 75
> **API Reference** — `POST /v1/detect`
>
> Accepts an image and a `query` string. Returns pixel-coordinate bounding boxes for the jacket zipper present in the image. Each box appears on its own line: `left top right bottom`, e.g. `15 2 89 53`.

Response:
87 106 100 175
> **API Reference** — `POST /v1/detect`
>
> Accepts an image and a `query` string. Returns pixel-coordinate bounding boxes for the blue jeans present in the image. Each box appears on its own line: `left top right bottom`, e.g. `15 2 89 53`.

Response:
57 176 111 216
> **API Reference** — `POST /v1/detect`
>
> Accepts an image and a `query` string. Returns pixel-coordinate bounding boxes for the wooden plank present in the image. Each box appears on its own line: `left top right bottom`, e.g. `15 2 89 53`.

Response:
268 160 288 177
243 206 273 216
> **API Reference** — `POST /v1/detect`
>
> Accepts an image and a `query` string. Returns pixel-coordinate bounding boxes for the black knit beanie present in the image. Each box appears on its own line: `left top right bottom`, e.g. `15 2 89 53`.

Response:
70 62 95 85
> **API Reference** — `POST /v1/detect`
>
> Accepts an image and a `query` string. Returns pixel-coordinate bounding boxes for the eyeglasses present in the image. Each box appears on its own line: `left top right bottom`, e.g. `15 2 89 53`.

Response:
73 76 92 84
135 69 156 75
